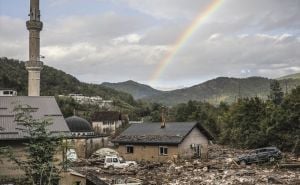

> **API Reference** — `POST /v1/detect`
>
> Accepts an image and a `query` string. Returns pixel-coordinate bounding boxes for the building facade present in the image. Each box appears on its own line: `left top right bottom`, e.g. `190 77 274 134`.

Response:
92 111 123 135
113 122 213 162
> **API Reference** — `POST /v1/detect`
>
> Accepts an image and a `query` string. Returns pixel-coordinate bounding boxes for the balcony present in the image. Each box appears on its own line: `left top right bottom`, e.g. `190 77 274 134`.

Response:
25 61 43 70
26 20 43 31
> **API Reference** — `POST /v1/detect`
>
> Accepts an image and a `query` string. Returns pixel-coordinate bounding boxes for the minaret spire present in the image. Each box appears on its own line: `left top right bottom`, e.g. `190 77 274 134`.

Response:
26 0 43 96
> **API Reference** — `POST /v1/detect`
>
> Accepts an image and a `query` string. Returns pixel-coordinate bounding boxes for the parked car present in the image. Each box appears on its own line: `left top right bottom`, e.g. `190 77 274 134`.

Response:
234 147 282 165
104 155 137 169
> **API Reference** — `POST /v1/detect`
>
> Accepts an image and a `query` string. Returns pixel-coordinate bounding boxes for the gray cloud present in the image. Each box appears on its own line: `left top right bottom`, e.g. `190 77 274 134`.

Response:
0 0 299 89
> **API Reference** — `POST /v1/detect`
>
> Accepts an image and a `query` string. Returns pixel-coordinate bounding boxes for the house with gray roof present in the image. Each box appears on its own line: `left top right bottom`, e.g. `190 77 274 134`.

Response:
0 96 70 140
0 96 71 178
112 122 213 162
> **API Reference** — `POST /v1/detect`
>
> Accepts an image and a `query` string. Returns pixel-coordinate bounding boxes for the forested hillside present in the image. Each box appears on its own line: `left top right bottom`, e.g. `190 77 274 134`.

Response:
144 77 300 105
0 57 137 107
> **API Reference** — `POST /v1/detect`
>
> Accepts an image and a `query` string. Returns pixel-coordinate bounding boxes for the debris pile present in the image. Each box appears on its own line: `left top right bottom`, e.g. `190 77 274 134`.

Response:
134 162 299 184
88 148 119 166
91 148 119 159
73 145 300 185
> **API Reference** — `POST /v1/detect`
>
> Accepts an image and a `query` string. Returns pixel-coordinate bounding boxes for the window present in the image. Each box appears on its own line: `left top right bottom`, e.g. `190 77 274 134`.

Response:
106 158 112 163
74 181 81 185
113 158 118 163
126 145 134 153
103 127 110 133
159 146 168 156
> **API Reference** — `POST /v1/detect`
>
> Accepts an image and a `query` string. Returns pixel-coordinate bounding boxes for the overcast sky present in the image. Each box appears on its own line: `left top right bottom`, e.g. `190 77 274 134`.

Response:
0 0 299 90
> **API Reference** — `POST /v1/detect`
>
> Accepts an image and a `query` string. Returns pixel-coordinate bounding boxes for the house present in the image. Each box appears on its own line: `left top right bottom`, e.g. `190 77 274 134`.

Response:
92 111 123 135
0 96 71 181
65 116 109 158
112 122 213 162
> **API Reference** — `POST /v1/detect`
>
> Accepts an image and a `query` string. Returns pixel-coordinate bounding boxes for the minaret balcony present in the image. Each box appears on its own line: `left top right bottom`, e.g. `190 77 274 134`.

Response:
25 61 43 70
26 20 43 31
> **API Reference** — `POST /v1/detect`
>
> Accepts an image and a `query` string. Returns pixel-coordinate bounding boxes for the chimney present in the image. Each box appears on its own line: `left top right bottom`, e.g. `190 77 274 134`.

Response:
161 106 166 128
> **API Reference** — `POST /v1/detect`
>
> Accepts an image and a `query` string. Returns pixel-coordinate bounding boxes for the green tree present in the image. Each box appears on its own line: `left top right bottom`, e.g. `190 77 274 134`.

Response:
219 97 267 148
269 80 284 105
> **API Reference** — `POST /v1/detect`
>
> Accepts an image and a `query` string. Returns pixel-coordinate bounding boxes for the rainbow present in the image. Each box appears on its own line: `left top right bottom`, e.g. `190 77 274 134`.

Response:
149 0 223 84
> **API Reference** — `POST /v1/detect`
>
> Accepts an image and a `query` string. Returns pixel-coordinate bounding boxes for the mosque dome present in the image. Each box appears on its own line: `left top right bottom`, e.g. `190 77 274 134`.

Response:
65 116 93 133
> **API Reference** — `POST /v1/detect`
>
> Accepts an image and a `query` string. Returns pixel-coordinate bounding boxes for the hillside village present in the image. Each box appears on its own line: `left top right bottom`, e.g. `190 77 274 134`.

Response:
1 60 300 185
1 85 299 185
0 0 300 185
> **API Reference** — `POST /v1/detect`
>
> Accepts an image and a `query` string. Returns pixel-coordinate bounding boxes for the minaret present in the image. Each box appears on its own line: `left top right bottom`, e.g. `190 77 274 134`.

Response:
26 0 43 96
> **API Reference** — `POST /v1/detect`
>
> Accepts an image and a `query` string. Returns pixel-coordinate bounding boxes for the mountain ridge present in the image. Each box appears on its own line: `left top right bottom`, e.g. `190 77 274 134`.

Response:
102 80 162 99
277 73 300 80
102 75 300 105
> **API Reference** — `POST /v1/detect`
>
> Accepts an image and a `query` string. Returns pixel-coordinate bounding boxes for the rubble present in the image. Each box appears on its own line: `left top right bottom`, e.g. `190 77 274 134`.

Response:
88 148 120 166
267 176 284 184
278 162 300 169
91 148 119 159
72 145 300 185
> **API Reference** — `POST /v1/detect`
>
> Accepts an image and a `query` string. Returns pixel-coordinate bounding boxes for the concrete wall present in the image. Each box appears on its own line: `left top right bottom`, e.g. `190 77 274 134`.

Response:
91 137 109 151
69 136 109 159
178 127 209 159
27 70 41 96
71 138 88 158
0 141 88 185
0 141 64 180
117 144 178 162
0 142 26 178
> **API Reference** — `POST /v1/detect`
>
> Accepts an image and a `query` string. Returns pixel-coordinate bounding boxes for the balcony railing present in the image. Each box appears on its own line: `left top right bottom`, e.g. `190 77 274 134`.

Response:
25 61 43 68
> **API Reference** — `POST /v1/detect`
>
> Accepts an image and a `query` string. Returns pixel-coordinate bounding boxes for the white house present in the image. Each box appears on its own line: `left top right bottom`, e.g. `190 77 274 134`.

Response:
91 111 123 135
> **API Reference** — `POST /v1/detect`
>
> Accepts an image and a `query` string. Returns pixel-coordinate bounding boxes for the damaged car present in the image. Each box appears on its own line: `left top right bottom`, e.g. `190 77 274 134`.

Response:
234 147 282 165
